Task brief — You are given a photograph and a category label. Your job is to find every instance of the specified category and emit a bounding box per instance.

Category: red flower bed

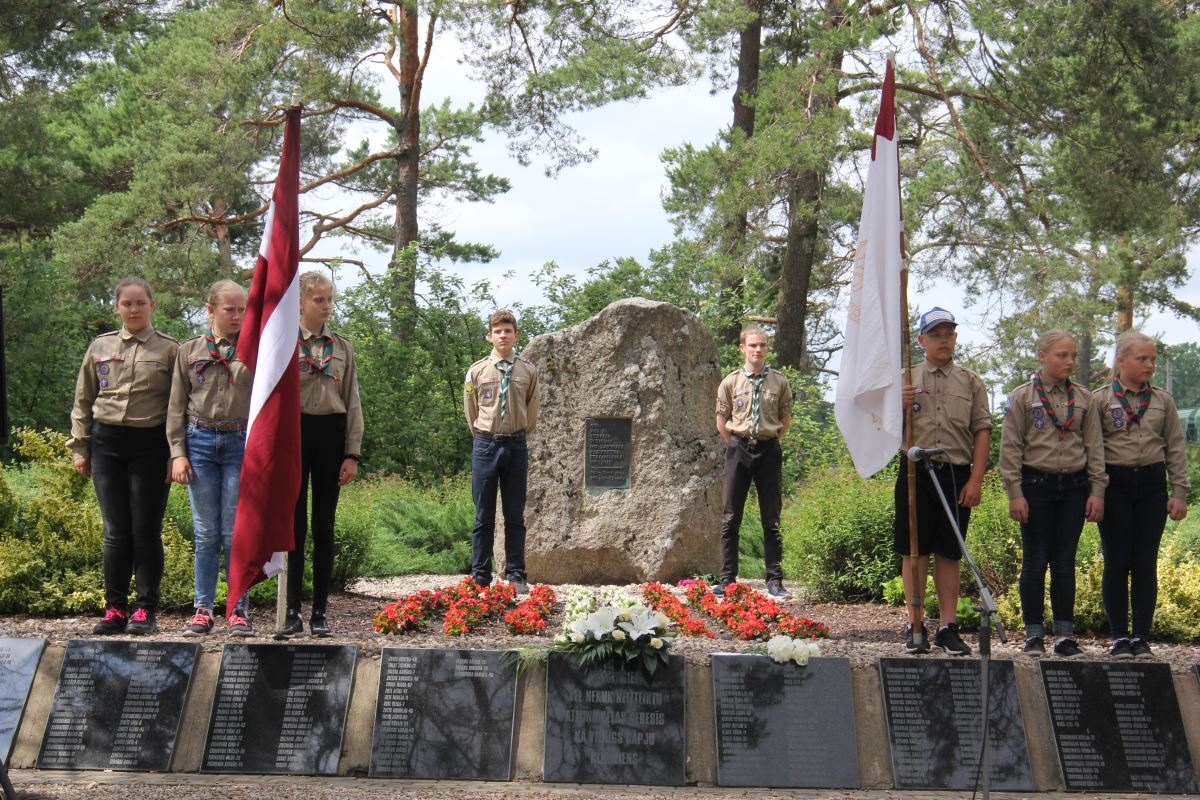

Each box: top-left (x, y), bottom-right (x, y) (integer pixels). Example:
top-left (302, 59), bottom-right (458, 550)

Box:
top-left (682, 580), bottom-right (830, 641)
top-left (504, 584), bottom-right (557, 635)
top-left (373, 577), bottom-right (528, 637)
top-left (641, 581), bottom-right (715, 638)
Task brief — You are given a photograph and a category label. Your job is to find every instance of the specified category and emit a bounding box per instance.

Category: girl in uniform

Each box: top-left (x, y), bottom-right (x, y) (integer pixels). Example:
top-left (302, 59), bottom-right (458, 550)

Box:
top-left (278, 271), bottom-right (363, 638)
top-left (168, 280), bottom-right (255, 636)
top-left (68, 277), bottom-right (178, 635)
top-left (1000, 330), bottom-right (1107, 657)
top-left (1095, 331), bottom-right (1189, 659)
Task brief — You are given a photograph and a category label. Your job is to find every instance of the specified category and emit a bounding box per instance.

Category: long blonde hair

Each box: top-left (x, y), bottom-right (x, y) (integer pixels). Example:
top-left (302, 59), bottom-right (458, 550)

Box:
top-left (1035, 329), bottom-right (1074, 355)
top-left (1112, 330), bottom-right (1155, 381)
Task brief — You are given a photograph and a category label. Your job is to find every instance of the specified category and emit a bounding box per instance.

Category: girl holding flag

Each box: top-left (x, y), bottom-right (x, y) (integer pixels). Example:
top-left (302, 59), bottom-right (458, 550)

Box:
top-left (277, 271), bottom-right (363, 638)
top-left (1000, 329), bottom-right (1107, 657)
top-left (169, 279), bottom-right (255, 636)
top-left (1095, 331), bottom-right (1189, 659)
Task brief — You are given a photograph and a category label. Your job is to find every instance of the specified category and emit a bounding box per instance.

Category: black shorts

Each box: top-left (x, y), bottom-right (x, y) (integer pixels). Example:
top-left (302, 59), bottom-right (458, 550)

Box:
top-left (892, 461), bottom-right (971, 560)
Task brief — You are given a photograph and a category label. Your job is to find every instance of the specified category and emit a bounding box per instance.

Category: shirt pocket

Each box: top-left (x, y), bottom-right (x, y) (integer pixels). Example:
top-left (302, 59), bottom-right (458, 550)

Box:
top-left (93, 355), bottom-right (124, 393)
top-left (135, 352), bottom-right (173, 393)
top-left (475, 375), bottom-right (501, 408)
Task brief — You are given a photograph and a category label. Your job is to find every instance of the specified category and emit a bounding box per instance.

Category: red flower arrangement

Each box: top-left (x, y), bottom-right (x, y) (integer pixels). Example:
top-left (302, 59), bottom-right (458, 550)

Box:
top-left (373, 577), bottom-right (522, 637)
top-left (504, 584), bottom-right (558, 635)
top-left (682, 580), bottom-right (829, 641)
top-left (641, 582), bottom-right (715, 638)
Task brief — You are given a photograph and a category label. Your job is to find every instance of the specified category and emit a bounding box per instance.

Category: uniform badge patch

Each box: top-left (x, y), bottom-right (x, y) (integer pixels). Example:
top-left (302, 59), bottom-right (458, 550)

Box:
top-left (97, 363), bottom-right (109, 376)
top-left (483, 390), bottom-right (493, 400)
top-left (99, 378), bottom-right (109, 389)
top-left (196, 372), bottom-right (205, 385)
top-left (1110, 405), bottom-right (1126, 429)
top-left (911, 402), bottom-right (921, 413)
top-left (300, 361), bottom-right (311, 373)
top-left (1032, 406), bottom-right (1045, 429)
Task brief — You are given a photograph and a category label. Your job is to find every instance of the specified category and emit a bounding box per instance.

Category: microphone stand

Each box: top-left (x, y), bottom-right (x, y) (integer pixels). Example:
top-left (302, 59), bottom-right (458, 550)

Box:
top-left (914, 452), bottom-right (1007, 800)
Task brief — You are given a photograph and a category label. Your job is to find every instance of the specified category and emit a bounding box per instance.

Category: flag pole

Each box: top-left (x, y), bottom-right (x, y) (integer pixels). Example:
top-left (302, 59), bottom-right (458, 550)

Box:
top-left (888, 54), bottom-right (924, 648)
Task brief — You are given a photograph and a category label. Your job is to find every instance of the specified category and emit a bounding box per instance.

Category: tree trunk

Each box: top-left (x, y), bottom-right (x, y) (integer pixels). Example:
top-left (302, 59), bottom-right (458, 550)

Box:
top-left (391, 1), bottom-right (421, 325)
top-left (717, 0), bottom-right (762, 346)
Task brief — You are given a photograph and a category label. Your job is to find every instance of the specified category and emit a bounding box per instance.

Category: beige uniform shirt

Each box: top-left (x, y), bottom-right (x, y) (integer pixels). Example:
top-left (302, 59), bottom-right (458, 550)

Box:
top-left (906, 359), bottom-right (993, 466)
top-left (297, 324), bottom-right (364, 457)
top-left (715, 368), bottom-right (793, 440)
top-left (1000, 379), bottom-right (1108, 499)
top-left (165, 334), bottom-right (253, 459)
top-left (464, 352), bottom-right (539, 436)
top-left (67, 326), bottom-right (179, 459)
top-left (1095, 383), bottom-right (1190, 500)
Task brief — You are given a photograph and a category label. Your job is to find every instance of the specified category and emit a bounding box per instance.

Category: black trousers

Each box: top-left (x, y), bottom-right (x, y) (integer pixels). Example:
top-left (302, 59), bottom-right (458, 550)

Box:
top-left (719, 437), bottom-right (783, 582)
top-left (288, 413), bottom-right (346, 612)
top-left (1098, 462), bottom-right (1168, 639)
top-left (90, 422), bottom-right (170, 613)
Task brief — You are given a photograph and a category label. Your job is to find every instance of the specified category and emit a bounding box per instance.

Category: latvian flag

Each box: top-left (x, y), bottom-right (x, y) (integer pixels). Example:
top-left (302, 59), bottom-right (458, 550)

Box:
top-left (226, 106), bottom-right (302, 614)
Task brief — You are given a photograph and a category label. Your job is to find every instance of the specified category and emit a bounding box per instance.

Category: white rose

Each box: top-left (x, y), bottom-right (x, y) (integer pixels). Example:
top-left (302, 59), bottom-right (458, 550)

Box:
top-left (571, 632), bottom-right (586, 644)
top-left (766, 634), bottom-right (795, 664)
top-left (612, 629), bottom-right (627, 641)
top-left (650, 637), bottom-right (664, 650)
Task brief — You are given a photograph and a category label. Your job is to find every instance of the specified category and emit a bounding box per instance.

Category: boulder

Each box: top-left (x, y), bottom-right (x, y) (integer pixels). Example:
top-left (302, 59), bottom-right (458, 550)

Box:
top-left (513, 298), bottom-right (723, 584)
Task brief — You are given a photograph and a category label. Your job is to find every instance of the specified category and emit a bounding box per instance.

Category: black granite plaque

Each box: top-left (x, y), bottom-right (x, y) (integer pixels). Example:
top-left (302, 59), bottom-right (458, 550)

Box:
top-left (543, 652), bottom-right (685, 785)
top-left (203, 643), bottom-right (357, 775)
top-left (879, 657), bottom-right (1032, 790)
top-left (584, 417), bottom-right (632, 490)
top-left (0, 638), bottom-right (44, 763)
top-left (712, 654), bottom-right (859, 788)
top-left (1043, 661), bottom-right (1197, 793)
top-left (36, 640), bottom-right (198, 771)
top-left (370, 648), bottom-right (517, 779)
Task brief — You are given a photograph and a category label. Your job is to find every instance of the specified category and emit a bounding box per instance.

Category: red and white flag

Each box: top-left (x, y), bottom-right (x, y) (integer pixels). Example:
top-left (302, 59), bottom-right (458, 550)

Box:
top-left (227, 107), bottom-right (302, 613)
top-left (835, 61), bottom-right (904, 478)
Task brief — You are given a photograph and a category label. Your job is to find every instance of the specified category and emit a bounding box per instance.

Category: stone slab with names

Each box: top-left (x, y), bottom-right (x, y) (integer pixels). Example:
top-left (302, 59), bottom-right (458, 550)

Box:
top-left (1043, 661), bottom-right (1197, 793)
top-left (36, 640), bottom-right (198, 771)
top-left (0, 638), bottom-right (44, 763)
top-left (543, 652), bottom-right (686, 785)
top-left (370, 648), bottom-right (517, 780)
top-left (202, 643), bottom-right (357, 775)
top-left (712, 654), bottom-right (859, 788)
top-left (878, 657), bottom-right (1032, 790)
top-left (584, 417), bottom-right (632, 490)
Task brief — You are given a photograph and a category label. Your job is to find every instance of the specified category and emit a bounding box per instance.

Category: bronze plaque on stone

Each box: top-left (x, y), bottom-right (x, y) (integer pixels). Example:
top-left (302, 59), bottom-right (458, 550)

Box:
top-left (584, 417), bottom-right (632, 490)
top-left (1044, 661), bottom-right (1197, 793)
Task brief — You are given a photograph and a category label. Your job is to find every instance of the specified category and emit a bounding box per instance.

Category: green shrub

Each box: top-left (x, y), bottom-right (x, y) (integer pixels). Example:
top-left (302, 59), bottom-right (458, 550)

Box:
top-left (353, 475), bottom-right (474, 576)
top-left (782, 468), bottom-right (898, 601)
top-left (963, 473), bottom-right (1022, 595)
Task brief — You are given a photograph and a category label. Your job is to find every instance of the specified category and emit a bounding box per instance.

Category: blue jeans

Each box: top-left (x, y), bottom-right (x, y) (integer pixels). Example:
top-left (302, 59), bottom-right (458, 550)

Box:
top-left (1018, 468), bottom-right (1089, 638)
top-left (186, 423), bottom-right (247, 613)
top-left (471, 434), bottom-right (528, 584)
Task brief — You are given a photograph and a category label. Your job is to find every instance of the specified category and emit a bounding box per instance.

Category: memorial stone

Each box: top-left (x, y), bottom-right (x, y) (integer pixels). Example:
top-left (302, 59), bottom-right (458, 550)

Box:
top-left (37, 640), bottom-right (198, 771)
top-left (203, 643), bottom-right (357, 775)
top-left (1043, 661), bottom-right (1197, 793)
top-left (520, 298), bottom-right (722, 583)
top-left (712, 654), bottom-right (859, 788)
top-left (543, 652), bottom-right (686, 785)
top-left (371, 648), bottom-right (517, 780)
top-left (879, 658), bottom-right (1032, 790)
top-left (0, 638), bottom-right (44, 763)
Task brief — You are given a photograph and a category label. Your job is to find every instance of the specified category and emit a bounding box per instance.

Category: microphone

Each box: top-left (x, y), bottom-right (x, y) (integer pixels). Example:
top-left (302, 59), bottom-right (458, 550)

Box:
top-left (906, 446), bottom-right (945, 461)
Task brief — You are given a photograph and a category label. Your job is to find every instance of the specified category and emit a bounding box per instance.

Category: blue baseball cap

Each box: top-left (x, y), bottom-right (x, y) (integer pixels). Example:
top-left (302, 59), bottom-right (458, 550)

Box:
top-left (918, 307), bottom-right (957, 334)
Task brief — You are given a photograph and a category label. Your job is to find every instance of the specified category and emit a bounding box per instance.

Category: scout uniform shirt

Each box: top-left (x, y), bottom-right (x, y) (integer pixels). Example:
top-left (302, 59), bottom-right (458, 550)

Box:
top-left (67, 325), bottom-right (179, 460)
top-left (165, 332), bottom-right (253, 459)
top-left (999, 378), bottom-right (1108, 499)
top-left (464, 352), bottom-right (539, 436)
top-left (1095, 382), bottom-right (1190, 500)
top-left (906, 359), bottom-right (992, 465)
top-left (297, 323), bottom-right (365, 458)
top-left (715, 368), bottom-right (792, 440)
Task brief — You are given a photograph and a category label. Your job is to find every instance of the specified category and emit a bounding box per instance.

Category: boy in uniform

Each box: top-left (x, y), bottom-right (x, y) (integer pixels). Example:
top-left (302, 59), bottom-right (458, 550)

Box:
top-left (715, 325), bottom-right (793, 598)
top-left (464, 310), bottom-right (539, 594)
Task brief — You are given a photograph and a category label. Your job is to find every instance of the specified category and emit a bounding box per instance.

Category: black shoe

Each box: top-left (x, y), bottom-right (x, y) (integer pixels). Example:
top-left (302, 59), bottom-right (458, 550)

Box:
top-left (1110, 638), bottom-right (1133, 659)
top-left (276, 608), bottom-right (303, 639)
top-left (934, 623), bottom-right (972, 656)
top-left (905, 623), bottom-right (931, 654)
top-left (1023, 636), bottom-right (1046, 655)
top-left (712, 577), bottom-right (734, 597)
top-left (472, 575), bottom-right (491, 589)
top-left (310, 611), bottom-right (331, 637)
top-left (506, 576), bottom-right (529, 595)
top-left (1130, 637), bottom-right (1153, 659)
top-left (93, 607), bottom-right (128, 635)
top-left (1053, 637), bottom-right (1083, 658)
top-left (126, 608), bottom-right (157, 635)
top-left (765, 580), bottom-right (791, 599)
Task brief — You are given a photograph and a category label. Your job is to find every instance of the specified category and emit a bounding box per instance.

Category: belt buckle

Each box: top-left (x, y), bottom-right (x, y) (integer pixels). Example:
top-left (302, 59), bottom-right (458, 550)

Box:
top-left (745, 436), bottom-right (758, 446)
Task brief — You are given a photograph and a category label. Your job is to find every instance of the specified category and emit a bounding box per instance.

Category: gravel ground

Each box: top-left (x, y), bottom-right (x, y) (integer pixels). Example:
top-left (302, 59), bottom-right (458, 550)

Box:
top-left (2, 573), bottom-right (1198, 673)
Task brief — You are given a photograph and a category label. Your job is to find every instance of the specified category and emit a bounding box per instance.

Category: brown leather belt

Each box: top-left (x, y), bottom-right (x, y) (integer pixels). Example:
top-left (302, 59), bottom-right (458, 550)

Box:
top-left (189, 415), bottom-right (247, 431)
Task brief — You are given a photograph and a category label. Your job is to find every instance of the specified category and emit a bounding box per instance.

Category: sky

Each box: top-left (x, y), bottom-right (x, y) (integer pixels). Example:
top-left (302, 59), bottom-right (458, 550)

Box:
top-left (313, 37), bottom-right (1200, 380)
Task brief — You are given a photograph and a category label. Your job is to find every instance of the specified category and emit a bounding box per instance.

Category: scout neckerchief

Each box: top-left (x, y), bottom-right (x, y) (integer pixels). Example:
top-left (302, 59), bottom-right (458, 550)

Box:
top-left (298, 329), bottom-right (339, 380)
top-left (1111, 378), bottom-right (1150, 425)
top-left (745, 368), bottom-right (766, 437)
top-left (1032, 372), bottom-right (1075, 438)
top-left (496, 359), bottom-right (513, 421)
top-left (196, 328), bottom-right (236, 383)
